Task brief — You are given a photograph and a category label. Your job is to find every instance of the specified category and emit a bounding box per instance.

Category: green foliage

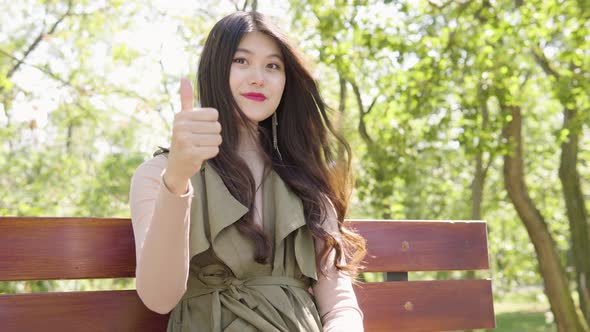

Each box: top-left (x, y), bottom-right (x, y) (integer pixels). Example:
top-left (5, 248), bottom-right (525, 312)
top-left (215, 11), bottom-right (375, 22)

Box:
top-left (0, 2), bottom-right (589, 322)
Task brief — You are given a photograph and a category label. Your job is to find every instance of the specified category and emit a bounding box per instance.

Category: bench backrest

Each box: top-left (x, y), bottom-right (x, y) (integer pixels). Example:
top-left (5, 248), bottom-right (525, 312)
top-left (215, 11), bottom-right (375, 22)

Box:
top-left (0, 217), bottom-right (495, 331)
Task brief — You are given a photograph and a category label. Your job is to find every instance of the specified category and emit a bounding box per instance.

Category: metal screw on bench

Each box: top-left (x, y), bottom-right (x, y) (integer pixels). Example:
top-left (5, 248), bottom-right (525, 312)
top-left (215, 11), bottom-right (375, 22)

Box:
top-left (404, 301), bottom-right (414, 311)
top-left (401, 241), bottom-right (410, 251)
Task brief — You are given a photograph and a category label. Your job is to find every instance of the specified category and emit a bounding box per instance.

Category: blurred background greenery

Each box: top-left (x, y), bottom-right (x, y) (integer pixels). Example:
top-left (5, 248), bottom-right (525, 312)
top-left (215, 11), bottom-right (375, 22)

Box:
top-left (1, 0), bottom-right (588, 331)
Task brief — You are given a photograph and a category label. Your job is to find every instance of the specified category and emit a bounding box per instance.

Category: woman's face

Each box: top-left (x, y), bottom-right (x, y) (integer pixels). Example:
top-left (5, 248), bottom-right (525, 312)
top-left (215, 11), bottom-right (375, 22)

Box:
top-left (229, 32), bottom-right (286, 124)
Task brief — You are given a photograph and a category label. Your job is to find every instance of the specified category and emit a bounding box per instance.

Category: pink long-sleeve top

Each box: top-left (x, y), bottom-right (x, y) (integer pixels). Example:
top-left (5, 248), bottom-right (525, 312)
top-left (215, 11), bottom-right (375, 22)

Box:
top-left (129, 154), bottom-right (364, 331)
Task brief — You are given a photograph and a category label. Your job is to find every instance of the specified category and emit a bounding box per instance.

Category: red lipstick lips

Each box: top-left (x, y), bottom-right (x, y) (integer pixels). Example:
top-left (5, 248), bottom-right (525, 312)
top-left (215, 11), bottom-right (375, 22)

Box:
top-left (241, 92), bottom-right (267, 102)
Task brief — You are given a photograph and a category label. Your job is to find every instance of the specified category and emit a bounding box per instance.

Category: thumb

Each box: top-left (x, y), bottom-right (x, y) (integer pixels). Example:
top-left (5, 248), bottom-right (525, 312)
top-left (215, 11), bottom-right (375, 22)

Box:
top-left (179, 77), bottom-right (194, 112)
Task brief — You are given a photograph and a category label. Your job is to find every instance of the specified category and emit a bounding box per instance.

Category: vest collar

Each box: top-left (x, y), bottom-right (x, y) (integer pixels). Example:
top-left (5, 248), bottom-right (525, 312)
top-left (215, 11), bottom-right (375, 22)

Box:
top-left (201, 161), bottom-right (307, 252)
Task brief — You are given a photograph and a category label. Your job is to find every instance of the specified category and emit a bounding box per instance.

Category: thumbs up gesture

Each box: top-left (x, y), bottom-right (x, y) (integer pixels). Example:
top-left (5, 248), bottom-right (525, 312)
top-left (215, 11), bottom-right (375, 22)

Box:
top-left (164, 78), bottom-right (222, 194)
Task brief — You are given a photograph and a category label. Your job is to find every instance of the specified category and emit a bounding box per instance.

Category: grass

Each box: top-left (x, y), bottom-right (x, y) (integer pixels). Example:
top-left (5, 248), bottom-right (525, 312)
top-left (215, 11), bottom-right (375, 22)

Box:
top-left (481, 287), bottom-right (556, 332)
top-left (494, 311), bottom-right (555, 332)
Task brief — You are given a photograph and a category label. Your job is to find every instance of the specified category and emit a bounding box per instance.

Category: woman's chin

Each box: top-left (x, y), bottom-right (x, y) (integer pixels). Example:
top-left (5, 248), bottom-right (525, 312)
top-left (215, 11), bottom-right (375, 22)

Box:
top-left (243, 111), bottom-right (274, 123)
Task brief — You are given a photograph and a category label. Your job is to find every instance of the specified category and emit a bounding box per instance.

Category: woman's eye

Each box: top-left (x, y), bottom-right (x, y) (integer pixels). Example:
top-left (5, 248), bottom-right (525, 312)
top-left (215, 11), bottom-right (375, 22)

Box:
top-left (268, 63), bottom-right (281, 70)
top-left (233, 58), bottom-right (247, 64)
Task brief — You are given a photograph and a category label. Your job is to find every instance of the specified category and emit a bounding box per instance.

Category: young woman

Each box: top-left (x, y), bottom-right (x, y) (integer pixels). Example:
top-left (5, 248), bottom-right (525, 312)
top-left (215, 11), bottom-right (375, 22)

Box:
top-left (130, 11), bottom-right (366, 331)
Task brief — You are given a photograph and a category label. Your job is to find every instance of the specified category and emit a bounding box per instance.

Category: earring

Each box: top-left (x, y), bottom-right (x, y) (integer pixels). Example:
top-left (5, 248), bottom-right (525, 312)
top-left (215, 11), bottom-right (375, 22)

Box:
top-left (272, 112), bottom-right (283, 161)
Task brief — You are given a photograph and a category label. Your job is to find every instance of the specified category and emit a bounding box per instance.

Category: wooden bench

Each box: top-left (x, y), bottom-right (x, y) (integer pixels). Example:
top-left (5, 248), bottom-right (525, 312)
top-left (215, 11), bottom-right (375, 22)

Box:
top-left (0, 217), bottom-right (495, 331)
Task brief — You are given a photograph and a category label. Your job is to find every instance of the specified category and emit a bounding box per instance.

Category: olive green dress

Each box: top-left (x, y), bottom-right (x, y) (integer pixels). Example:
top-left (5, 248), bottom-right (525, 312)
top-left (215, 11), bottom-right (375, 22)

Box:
top-left (166, 161), bottom-right (323, 332)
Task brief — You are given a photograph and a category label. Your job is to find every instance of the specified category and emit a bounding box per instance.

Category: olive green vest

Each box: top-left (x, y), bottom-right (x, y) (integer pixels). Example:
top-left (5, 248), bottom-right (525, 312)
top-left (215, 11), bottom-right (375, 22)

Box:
top-left (165, 160), bottom-right (322, 332)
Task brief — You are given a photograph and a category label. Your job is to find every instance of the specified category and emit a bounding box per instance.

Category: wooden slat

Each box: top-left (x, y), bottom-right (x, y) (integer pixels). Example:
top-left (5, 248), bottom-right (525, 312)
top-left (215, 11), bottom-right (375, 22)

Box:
top-left (0, 280), bottom-right (495, 332)
top-left (0, 290), bottom-right (169, 332)
top-left (354, 279), bottom-right (495, 331)
top-left (0, 217), bottom-right (491, 280)
top-left (349, 220), bottom-right (490, 272)
top-left (0, 217), bottom-right (136, 281)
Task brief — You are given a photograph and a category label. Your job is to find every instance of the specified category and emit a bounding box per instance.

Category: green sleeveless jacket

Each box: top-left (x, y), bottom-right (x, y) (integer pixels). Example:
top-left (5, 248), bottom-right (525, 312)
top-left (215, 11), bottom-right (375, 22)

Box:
top-left (165, 161), bottom-right (322, 332)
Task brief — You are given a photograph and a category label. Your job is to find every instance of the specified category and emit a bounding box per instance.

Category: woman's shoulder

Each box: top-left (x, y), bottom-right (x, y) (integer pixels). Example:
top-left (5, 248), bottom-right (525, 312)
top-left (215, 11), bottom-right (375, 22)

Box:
top-left (132, 154), bottom-right (169, 182)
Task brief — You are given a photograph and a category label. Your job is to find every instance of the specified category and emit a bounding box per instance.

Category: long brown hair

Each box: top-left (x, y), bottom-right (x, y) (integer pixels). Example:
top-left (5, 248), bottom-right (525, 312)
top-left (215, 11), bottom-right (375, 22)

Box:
top-left (197, 11), bottom-right (365, 277)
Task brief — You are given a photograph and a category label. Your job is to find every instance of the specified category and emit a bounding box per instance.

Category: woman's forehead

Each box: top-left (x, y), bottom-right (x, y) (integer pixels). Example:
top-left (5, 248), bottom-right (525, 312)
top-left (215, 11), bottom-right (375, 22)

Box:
top-left (236, 32), bottom-right (283, 59)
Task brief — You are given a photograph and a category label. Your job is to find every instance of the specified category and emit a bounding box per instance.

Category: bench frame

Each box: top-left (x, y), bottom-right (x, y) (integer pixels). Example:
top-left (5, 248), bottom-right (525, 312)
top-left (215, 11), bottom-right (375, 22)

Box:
top-left (0, 217), bottom-right (495, 331)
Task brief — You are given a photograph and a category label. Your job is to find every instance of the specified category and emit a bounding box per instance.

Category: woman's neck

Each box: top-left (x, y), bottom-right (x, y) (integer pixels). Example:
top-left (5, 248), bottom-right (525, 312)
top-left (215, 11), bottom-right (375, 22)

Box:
top-left (237, 124), bottom-right (262, 154)
top-left (236, 125), bottom-right (268, 181)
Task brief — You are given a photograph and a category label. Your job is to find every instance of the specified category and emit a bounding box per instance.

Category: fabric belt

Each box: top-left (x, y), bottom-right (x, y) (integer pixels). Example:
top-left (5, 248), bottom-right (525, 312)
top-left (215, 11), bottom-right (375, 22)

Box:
top-left (179, 264), bottom-right (308, 332)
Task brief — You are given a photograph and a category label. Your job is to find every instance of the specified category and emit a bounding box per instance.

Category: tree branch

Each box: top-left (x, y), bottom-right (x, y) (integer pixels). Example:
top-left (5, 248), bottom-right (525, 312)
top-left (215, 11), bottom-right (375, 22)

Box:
top-left (428, 0), bottom-right (476, 11)
top-left (0, 49), bottom-right (87, 94)
top-left (532, 47), bottom-right (560, 80)
top-left (1, 47), bottom-right (160, 123)
top-left (6, 0), bottom-right (73, 79)
top-left (366, 96), bottom-right (378, 114)
top-left (338, 74), bottom-right (346, 116)
top-left (157, 54), bottom-right (174, 132)
top-left (442, 1), bottom-right (471, 55)
top-left (350, 81), bottom-right (374, 145)
top-left (427, 0), bottom-right (454, 10)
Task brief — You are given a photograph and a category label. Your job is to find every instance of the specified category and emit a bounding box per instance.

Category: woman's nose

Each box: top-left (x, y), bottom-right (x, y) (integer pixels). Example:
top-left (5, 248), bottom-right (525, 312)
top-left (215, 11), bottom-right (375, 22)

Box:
top-left (248, 67), bottom-right (265, 86)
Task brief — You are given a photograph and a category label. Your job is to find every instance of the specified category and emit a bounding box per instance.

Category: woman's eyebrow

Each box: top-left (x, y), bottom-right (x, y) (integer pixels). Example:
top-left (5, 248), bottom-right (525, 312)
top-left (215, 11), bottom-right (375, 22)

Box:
top-left (235, 48), bottom-right (283, 61)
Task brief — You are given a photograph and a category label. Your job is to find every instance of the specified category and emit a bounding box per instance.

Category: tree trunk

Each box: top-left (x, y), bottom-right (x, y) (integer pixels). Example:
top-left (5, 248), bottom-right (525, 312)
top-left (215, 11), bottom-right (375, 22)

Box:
top-left (470, 85), bottom-right (490, 222)
top-left (559, 107), bottom-right (590, 327)
top-left (471, 148), bottom-right (485, 220)
top-left (465, 86), bottom-right (492, 332)
top-left (501, 103), bottom-right (587, 332)
top-left (463, 146), bottom-right (484, 332)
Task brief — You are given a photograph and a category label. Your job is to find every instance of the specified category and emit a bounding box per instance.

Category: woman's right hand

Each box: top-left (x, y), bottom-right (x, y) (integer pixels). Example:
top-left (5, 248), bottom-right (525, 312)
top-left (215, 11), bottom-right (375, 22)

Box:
top-left (164, 78), bottom-right (222, 194)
